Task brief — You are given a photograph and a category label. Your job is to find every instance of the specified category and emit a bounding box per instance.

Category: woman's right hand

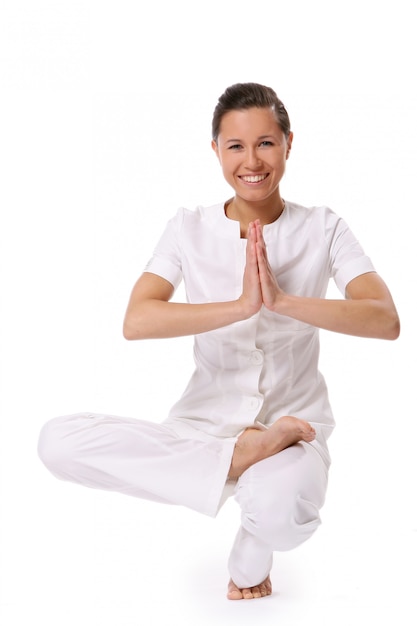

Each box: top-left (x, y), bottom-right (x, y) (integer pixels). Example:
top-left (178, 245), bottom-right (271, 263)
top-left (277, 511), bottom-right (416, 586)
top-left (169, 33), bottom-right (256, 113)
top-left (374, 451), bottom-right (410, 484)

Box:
top-left (237, 221), bottom-right (263, 318)
top-left (123, 222), bottom-right (264, 341)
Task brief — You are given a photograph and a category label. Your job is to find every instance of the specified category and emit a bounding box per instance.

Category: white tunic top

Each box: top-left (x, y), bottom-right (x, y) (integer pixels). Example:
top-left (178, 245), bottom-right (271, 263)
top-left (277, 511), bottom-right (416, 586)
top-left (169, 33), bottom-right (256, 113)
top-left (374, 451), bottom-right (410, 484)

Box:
top-left (144, 201), bottom-right (375, 445)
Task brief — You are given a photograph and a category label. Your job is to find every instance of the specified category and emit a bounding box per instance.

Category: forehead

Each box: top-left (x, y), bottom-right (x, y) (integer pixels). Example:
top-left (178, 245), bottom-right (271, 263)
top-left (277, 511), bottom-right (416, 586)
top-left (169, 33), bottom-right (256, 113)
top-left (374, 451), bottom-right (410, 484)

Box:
top-left (218, 106), bottom-right (281, 139)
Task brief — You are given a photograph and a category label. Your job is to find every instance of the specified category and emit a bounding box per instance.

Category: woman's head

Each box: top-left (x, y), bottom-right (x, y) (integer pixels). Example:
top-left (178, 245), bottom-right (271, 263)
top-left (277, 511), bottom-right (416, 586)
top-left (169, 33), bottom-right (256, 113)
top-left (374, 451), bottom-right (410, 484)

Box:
top-left (212, 82), bottom-right (291, 143)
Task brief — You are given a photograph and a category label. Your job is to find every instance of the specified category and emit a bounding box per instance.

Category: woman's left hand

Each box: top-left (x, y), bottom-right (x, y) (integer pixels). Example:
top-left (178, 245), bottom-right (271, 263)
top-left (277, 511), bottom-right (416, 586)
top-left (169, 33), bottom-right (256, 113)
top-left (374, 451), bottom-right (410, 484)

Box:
top-left (253, 220), bottom-right (285, 311)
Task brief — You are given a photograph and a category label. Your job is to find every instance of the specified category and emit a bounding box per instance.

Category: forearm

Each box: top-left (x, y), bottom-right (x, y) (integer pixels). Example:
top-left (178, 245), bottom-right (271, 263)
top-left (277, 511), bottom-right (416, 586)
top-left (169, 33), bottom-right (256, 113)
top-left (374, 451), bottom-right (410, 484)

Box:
top-left (274, 294), bottom-right (400, 340)
top-left (255, 224), bottom-right (400, 341)
top-left (123, 298), bottom-right (249, 340)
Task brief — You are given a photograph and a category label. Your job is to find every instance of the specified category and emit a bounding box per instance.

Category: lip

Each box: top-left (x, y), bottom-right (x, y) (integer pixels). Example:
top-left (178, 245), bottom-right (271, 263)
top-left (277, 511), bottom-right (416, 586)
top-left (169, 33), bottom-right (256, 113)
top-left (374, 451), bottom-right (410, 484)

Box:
top-left (238, 173), bottom-right (270, 185)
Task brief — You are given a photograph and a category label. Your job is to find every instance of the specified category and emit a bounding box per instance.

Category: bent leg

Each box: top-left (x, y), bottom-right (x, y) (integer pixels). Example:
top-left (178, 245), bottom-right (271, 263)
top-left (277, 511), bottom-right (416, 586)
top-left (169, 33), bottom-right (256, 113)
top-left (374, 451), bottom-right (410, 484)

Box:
top-left (228, 441), bottom-right (329, 589)
top-left (38, 413), bottom-right (235, 517)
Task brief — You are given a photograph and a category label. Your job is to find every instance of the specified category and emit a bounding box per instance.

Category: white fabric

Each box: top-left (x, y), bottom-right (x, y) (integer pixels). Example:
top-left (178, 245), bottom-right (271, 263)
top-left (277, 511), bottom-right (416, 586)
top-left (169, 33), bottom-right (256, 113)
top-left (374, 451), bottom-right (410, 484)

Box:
top-left (38, 200), bottom-right (375, 587)
top-left (146, 201), bottom-right (374, 450)
top-left (229, 440), bottom-right (329, 588)
top-left (38, 413), bottom-right (236, 516)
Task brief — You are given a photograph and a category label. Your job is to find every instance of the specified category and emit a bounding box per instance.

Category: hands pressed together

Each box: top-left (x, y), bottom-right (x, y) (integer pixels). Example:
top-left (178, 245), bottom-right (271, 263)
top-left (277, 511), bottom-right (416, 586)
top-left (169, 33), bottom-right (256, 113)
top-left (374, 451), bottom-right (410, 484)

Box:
top-left (124, 217), bottom-right (399, 341)
top-left (240, 220), bottom-right (285, 317)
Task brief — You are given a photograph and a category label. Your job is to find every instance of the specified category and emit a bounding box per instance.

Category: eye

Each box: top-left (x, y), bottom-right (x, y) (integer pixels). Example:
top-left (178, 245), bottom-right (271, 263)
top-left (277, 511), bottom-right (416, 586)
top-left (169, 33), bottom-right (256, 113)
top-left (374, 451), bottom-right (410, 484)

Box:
top-left (228, 144), bottom-right (243, 151)
top-left (259, 140), bottom-right (273, 147)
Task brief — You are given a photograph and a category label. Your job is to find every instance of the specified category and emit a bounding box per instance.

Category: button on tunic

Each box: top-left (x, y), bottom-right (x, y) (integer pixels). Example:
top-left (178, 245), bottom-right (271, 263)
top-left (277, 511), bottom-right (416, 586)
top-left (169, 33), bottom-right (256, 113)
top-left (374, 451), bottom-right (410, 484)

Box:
top-left (144, 201), bottom-right (375, 445)
top-left (37, 200), bottom-right (377, 520)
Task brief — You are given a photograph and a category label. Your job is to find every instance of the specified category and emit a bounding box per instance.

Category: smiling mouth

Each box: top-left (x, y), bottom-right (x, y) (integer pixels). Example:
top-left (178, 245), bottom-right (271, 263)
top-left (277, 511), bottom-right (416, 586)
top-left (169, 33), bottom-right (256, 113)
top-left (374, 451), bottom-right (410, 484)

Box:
top-left (239, 173), bottom-right (269, 183)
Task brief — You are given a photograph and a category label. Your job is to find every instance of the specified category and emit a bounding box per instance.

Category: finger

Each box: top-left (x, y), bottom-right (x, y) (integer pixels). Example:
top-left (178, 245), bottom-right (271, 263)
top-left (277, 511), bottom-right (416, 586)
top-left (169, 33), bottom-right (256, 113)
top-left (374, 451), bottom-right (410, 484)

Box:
top-left (246, 223), bottom-right (259, 264)
top-left (256, 220), bottom-right (266, 248)
top-left (256, 240), bottom-right (269, 271)
top-left (248, 221), bottom-right (257, 242)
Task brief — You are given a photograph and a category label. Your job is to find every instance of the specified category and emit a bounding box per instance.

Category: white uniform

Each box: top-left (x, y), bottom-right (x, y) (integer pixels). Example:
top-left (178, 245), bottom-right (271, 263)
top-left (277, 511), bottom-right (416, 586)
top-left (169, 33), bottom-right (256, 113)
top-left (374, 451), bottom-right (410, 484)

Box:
top-left (38, 201), bottom-right (375, 588)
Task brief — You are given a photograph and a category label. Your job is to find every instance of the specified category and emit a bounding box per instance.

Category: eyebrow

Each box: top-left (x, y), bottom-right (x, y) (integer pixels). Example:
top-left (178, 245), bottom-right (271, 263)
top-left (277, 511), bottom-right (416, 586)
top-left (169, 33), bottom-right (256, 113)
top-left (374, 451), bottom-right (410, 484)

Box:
top-left (224, 134), bottom-right (276, 144)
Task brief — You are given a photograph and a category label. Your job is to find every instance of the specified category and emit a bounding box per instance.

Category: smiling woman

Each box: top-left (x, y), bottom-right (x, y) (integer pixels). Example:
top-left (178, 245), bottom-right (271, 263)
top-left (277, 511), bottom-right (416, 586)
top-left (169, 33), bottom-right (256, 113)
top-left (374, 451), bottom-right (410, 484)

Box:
top-left (37, 82), bottom-right (400, 602)
top-left (211, 106), bottom-right (292, 236)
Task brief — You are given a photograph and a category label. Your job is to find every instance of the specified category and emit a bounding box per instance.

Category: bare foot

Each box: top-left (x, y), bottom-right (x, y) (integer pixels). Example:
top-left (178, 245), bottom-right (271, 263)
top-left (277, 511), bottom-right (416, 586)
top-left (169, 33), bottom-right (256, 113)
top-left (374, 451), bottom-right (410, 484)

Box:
top-left (229, 415), bottom-right (315, 480)
top-left (227, 576), bottom-right (272, 600)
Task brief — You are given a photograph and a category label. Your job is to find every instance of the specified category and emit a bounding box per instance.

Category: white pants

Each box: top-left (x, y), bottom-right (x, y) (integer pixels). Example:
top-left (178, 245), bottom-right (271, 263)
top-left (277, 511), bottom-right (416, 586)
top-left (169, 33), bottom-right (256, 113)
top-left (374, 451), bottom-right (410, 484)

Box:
top-left (38, 413), bottom-right (329, 588)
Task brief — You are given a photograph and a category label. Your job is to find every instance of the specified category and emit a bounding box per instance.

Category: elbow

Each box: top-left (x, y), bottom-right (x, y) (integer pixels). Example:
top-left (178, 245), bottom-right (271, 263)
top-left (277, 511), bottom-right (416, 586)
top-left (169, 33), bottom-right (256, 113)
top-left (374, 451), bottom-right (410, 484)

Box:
top-left (123, 316), bottom-right (146, 341)
top-left (388, 318), bottom-right (401, 341)
top-left (123, 300), bottom-right (158, 340)
top-left (123, 324), bottom-right (136, 341)
top-left (382, 311), bottom-right (401, 341)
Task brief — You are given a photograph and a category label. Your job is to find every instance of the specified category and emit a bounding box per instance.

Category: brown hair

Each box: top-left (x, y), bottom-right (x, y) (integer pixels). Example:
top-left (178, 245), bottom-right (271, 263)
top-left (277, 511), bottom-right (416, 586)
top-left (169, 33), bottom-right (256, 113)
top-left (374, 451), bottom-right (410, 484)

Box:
top-left (212, 82), bottom-right (291, 142)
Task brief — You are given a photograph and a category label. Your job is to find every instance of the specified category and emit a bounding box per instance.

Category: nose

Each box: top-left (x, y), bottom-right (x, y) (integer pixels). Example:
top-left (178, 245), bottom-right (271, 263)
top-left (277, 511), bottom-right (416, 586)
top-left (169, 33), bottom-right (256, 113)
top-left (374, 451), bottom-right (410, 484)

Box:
top-left (244, 147), bottom-right (262, 170)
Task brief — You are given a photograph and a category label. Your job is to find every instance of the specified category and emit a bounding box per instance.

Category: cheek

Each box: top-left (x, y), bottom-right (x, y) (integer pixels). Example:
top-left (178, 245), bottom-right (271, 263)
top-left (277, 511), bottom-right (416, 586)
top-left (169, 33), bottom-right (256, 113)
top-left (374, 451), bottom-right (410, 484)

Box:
top-left (219, 156), bottom-right (235, 174)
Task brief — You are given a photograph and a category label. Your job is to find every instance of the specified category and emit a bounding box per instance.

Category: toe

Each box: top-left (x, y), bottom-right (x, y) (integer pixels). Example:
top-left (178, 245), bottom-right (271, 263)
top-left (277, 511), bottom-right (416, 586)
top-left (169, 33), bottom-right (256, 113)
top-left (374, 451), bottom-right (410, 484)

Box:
top-left (258, 583), bottom-right (268, 596)
top-left (227, 577), bottom-right (272, 600)
top-left (227, 579), bottom-right (243, 600)
top-left (260, 582), bottom-right (272, 596)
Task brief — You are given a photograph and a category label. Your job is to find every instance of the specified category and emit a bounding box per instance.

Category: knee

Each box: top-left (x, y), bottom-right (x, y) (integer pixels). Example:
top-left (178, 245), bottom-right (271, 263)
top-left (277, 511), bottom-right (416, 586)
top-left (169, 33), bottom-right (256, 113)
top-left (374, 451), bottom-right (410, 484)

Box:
top-left (242, 493), bottom-right (322, 551)
top-left (38, 415), bottom-right (79, 478)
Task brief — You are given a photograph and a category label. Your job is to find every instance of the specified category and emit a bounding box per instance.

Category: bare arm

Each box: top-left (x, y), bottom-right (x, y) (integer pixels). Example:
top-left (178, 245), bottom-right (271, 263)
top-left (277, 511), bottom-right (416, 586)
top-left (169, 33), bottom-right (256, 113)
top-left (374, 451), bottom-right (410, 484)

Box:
top-left (272, 273), bottom-right (400, 339)
top-left (124, 220), bottom-right (400, 342)
top-left (255, 220), bottom-right (400, 340)
top-left (123, 227), bottom-right (262, 340)
top-left (123, 273), bottom-right (243, 339)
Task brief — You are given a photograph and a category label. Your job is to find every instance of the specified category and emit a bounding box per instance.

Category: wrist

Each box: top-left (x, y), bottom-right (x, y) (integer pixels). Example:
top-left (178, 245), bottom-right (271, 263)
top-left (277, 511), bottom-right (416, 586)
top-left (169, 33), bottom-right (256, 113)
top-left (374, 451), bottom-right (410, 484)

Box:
top-left (268, 291), bottom-right (289, 315)
top-left (235, 296), bottom-right (260, 321)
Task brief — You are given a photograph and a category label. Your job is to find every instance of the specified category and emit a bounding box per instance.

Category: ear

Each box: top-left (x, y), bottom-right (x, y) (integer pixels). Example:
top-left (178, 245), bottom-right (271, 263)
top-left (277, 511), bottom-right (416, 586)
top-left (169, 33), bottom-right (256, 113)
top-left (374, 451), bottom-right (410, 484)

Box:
top-left (211, 139), bottom-right (219, 158)
top-left (286, 132), bottom-right (293, 160)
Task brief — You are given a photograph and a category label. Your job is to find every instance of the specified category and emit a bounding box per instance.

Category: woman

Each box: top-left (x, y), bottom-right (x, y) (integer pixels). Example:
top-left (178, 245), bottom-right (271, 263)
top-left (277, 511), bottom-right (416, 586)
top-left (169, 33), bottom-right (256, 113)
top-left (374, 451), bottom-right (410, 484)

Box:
top-left (38, 82), bottom-right (400, 600)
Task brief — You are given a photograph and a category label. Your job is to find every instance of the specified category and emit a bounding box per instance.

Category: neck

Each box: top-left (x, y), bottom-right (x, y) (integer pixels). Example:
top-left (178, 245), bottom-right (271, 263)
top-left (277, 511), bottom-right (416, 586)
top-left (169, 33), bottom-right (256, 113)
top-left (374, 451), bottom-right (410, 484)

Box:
top-left (225, 195), bottom-right (285, 237)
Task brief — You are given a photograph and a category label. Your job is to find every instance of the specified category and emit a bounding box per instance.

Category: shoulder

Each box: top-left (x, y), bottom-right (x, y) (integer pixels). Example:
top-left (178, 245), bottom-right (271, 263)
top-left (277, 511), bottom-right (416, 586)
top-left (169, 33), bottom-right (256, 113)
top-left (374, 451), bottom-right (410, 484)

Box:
top-left (179, 203), bottom-right (224, 221)
top-left (286, 201), bottom-right (340, 222)
top-left (168, 203), bottom-right (225, 234)
top-left (284, 201), bottom-right (343, 238)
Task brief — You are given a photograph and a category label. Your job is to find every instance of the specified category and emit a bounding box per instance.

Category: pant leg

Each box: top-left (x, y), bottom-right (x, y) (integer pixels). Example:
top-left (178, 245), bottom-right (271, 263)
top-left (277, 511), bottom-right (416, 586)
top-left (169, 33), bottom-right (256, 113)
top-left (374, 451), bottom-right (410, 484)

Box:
top-left (228, 441), bottom-right (329, 588)
top-left (38, 412), bottom-right (235, 517)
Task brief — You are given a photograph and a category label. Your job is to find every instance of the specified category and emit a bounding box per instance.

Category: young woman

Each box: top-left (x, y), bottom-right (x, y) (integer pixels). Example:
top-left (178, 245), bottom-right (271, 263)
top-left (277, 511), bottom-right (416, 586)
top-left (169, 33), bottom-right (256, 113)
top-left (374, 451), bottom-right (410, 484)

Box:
top-left (38, 83), bottom-right (400, 600)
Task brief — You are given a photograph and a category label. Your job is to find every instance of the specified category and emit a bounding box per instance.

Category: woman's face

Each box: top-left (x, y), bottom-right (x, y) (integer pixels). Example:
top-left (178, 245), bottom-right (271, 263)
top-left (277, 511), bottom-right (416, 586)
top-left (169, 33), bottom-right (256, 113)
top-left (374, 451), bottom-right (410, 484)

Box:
top-left (212, 106), bottom-right (292, 205)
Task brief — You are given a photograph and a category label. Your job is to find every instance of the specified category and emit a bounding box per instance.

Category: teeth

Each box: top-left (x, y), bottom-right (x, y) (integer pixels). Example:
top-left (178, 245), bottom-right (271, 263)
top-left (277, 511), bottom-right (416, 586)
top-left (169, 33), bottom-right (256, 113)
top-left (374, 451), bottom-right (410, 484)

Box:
top-left (241, 174), bottom-right (267, 183)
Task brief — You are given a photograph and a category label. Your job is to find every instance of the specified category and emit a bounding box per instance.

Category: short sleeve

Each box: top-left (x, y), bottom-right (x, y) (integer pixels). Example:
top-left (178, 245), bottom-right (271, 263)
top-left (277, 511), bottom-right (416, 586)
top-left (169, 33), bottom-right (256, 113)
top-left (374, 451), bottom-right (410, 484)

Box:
top-left (143, 209), bottom-right (184, 289)
top-left (327, 211), bottom-right (375, 295)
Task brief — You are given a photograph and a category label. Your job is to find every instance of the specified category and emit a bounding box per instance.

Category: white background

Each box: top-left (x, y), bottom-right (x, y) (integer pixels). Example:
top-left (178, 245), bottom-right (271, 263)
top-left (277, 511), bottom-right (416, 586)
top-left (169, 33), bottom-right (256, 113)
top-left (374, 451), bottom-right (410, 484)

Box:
top-left (0, 1), bottom-right (416, 625)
